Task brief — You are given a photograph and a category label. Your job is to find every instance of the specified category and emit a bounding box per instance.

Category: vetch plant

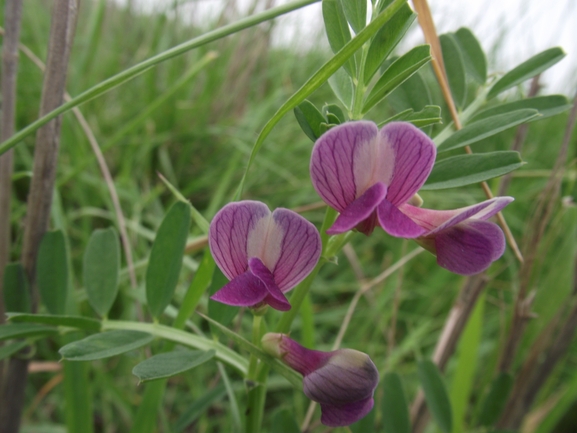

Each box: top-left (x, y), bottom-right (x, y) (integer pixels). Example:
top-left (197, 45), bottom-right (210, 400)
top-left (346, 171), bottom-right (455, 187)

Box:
top-left (208, 201), bottom-right (321, 311)
top-left (0, 0), bottom-right (574, 432)
top-left (262, 332), bottom-right (379, 427)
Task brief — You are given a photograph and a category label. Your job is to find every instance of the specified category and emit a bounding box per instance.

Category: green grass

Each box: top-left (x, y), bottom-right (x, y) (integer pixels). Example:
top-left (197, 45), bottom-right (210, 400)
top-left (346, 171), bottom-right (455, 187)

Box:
top-left (2, 0), bottom-right (577, 432)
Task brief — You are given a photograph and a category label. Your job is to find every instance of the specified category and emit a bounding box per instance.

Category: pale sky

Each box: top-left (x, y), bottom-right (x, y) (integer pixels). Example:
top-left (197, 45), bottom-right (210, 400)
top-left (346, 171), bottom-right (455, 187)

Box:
top-left (124, 0), bottom-right (577, 94)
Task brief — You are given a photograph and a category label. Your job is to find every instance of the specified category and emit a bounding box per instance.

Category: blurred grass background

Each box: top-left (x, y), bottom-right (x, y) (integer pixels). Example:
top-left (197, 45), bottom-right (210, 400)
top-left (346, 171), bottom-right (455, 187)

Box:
top-left (2, 0), bottom-right (577, 432)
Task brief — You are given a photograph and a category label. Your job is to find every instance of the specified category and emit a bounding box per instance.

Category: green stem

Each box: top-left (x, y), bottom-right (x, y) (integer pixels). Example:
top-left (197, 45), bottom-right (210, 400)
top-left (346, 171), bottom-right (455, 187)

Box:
top-left (351, 43), bottom-right (370, 120)
top-left (247, 314), bottom-right (263, 380)
top-left (0, 0), bottom-right (321, 156)
top-left (101, 320), bottom-right (248, 375)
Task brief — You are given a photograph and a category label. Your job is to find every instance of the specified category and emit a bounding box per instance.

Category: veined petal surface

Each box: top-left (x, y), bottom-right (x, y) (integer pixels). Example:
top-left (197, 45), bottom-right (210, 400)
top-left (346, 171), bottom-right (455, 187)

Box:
top-left (209, 201), bottom-right (270, 280)
top-left (435, 220), bottom-right (506, 275)
top-left (381, 122), bottom-right (436, 206)
top-left (269, 208), bottom-right (321, 292)
top-left (327, 182), bottom-right (387, 235)
top-left (248, 258), bottom-right (290, 311)
top-left (310, 121), bottom-right (380, 211)
top-left (399, 197), bottom-right (513, 235)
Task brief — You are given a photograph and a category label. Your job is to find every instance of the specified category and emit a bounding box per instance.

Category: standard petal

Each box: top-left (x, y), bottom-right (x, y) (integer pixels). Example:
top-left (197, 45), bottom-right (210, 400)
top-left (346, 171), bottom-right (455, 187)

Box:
top-left (248, 258), bottom-right (291, 311)
top-left (377, 198), bottom-right (427, 238)
top-left (269, 208), bottom-right (322, 292)
top-left (319, 397), bottom-right (374, 427)
top-left (209, 201), bottom-right (271, 280)
top-left (434, 220), bottom-right (506, 275)
top-left (310, 121), bottom-right (379, 212)
top-left (399, 197), bottom-right (514, 236)
top-left (381, 122), bottom-right (436, 206)
top-left (210, 270), bottom-right (268, 307)
top-left (327, 182), bottom-right (388, 235)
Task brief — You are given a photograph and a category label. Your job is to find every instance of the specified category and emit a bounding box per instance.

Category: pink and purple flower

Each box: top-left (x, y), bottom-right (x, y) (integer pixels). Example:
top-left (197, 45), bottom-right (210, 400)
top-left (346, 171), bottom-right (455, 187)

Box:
top-left (209, 201), bottom-right (321, 311)
top-left (262, 333), bottom-right (378, 427)
top-left (310, 121), bottom-right (513, 275)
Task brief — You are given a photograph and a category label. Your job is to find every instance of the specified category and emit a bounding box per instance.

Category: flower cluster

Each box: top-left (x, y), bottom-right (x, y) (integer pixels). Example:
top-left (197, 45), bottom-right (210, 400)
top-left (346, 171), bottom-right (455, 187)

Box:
top-left (207, 120), bottom-right (513, 426)
top-left (310, 121), bottom-right (512, 275)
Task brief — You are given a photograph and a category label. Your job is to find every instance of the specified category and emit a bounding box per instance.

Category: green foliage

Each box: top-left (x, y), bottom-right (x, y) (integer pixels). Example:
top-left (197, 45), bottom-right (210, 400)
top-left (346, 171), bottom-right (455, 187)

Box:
top-left (422, 151), bottom-right (524, 190)
top-left (37, 230), bottom-right (69, 315)
top-left (132, 349), bottom-right (216, 383)
top-left (440, 33), bottom-right (467, 108)
top-left (363, 2), bottom-right (415, 82)
top-left (59, 330), bottom-right (154, 361)
top-left (3, 263), bottom-right (30, 313)
top-left (418, 360), bottom-right (453, 433)
top-left (437, 109), bottom-right (541, 151)
top-left (487, 47), bottom-right (566, 99)
top-left (145, 201), bottom-right (191, 318)
top-left (322, 0), bottom-right (355, 76)
top-left (363, 45), bottom-right (432, 113)
top-left (381, 372), bottom-right (410, 433)
top-left (84, 227), bottom-right (120, 317)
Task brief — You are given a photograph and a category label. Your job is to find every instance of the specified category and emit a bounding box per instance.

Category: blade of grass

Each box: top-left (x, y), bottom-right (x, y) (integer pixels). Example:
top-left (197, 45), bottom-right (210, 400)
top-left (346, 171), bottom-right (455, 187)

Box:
top-left (0, 0), bottom-right (320, 157)
top-left (234, 0), bottom-right (409, 199)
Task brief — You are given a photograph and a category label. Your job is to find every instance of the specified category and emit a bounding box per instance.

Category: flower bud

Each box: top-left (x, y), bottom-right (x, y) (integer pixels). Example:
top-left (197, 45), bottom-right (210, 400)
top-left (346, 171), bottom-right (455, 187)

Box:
top-left (262, 333), bottom-right (378, 427)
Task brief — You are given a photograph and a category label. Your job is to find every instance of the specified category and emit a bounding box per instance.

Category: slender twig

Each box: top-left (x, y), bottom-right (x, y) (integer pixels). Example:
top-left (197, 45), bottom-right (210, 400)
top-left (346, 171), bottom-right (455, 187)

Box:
top-left (498, 91), bottom-right (577, 374)
top-left (0, 2), bottom-right (78, 432)
top-left (494, 93), bottom-right (577, 429)
top-left (411, 0), bottom-right (523, 264)
top-left (0, 0), bottom-right (23, 396)
top-left (0, 26), bottom-right (138, 289)
top-left (497, 75), bottom-right (541, 196)
top-left (300, 248), bottom-right (424, 432)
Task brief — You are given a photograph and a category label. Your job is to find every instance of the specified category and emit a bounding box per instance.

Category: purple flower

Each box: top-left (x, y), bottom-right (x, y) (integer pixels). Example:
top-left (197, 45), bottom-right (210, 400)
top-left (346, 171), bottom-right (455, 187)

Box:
top-left (310, 120), bottom-right (513, 275)
top-left (310, 121), bottom-right (436, 237)
top-left (262, 333), bottom-right (378, 427)
top-left (208, 201), bottom-right (321, 311)
top-left (398, 197), bottom-right (513, 275)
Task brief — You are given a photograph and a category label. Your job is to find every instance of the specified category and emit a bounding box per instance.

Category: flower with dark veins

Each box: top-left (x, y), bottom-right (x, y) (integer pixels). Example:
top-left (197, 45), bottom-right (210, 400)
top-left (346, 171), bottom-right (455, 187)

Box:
top-left (209, 201), bottom-right (321, 311)
top-left (399, 197), bottom-right (513, 275)
top-left (310, 120), bottom-right (436, 237)
top-left (310, 120), bottom-right (513, 275)
top-left (262, 333), bottom-right (378, 427)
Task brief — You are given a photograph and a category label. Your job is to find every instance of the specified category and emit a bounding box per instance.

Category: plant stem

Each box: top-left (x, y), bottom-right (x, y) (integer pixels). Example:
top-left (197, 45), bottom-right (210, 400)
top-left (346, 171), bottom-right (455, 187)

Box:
top-left (0, 0), bottom-right (23, 396)
top-left (101, 320), bottom-right (248, 375)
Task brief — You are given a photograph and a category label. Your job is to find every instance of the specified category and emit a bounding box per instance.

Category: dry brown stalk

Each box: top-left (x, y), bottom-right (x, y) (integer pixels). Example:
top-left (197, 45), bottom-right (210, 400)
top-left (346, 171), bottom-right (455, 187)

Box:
top-left (498, 92), bottom-right (577, 375)
top-left (0, 1), bottom-right (78, 431)
top-left (0, 29), bottom-right (139, 289)
top-left (0, 0), bottom-right (23, 397)
top-left (495, 93), bottom-right (577, 429)
top-left (498, 75), bottom-right (542, 196)
top-left (411, 0), bottom-right (523, 263)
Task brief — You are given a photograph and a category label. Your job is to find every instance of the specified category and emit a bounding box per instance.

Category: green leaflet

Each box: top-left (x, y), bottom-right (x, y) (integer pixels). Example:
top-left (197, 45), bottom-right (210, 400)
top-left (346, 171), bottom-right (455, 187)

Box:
top-left (132, 349), bottom-right (216, 383)
top-left (146, 201), bottom-right (191, 318)
top-left (37, 230), bottom-right (69, 316)
top-left (322, 0), bottom-right (355, 77)
top-left (59, 330), bottom-right (154, 361)
top-left (381, 372), bottom-right (410, 433)
top-left (84, 227), bottom-right (120, 317)
top-left (472, 95), bottom-right (571, 122)
top-left (487, 47), bottom-right (565, 99)
top-left (418, 360), bottom-right (453, 433)
top-left (436, 109), bottom-right (540, 152)
top-left (3, 263), bottom-right (31, 313)
top-left (454, 27), bottom-right (487, 84)
top-left (363, 45), bottom-right (431, 113)
top-left (422, 151), bottom-right (524, 190)
top-left (7, 313), bottom-right (101, 331)
top-left (440, 33), bottom-right (467, 108)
